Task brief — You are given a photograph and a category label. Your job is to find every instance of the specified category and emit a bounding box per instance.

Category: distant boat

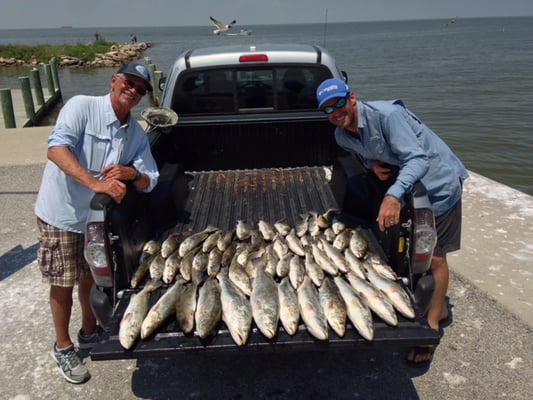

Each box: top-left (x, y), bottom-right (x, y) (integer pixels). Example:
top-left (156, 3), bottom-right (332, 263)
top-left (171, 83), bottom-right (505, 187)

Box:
top-left (60, 25), bottom-right (73, 29)
top-left (226, 29), bottom-right (252, 36)
top-left (209, 16), bottom-right (236, 35)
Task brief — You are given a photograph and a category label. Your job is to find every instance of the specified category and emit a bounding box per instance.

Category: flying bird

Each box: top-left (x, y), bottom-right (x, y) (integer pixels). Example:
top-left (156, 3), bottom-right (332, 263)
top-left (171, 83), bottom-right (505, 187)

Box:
top-left (210, 16), bottom-right (236, 35)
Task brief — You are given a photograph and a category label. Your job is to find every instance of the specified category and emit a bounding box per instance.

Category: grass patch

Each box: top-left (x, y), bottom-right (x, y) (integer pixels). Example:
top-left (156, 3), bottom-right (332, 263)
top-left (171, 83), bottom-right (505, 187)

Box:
top-left (0, 40), bottom-right (118, 64)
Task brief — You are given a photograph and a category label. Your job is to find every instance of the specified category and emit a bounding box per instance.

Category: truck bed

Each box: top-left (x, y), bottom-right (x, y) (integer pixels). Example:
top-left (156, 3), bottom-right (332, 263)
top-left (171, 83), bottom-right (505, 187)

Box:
top-left (90, 166), bottom-right (440, 360)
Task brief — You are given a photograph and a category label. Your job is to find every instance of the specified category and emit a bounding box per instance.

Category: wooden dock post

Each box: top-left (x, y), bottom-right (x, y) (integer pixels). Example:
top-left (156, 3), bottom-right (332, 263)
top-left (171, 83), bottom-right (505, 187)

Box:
top-left (31, 68), bottom-right (45, 106)
top-left (44, 63), bottom-right (56, 96)
top-left (0, 89), bottom-right (17, 129)
top-left (50, 58), bottom-right (61, 93)
top-left (19, 76), bottom-right (36, 125)
top-left (147, 63), bottom-right (156, 92)
top-left (154, 70), bottom-right (163, 105)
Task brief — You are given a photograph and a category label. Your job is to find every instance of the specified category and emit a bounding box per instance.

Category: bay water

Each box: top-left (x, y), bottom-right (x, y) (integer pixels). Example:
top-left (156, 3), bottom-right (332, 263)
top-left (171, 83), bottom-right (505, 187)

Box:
top-left (1, 17), bottom-right (532, 195)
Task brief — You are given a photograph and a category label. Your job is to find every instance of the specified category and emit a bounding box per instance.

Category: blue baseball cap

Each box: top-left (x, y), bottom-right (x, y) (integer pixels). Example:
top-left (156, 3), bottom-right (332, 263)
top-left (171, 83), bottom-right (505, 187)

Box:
top-left (117, 62), bottom-right (153, 92)
top-left (316, 78), bottom-right (350, 109)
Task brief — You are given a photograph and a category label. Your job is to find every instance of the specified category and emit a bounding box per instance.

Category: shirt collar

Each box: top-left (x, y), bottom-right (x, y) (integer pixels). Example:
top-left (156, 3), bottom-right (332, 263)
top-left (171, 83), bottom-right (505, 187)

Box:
top-left (103, 94), bottom-right (131, 129)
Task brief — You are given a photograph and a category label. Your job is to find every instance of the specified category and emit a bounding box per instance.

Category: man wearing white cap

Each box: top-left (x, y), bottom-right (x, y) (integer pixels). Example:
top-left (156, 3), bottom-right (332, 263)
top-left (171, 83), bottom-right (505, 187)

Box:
top-left (35, 62), bottom-right (159, 383)
top-left (316, 78), bottom-right (468, 367)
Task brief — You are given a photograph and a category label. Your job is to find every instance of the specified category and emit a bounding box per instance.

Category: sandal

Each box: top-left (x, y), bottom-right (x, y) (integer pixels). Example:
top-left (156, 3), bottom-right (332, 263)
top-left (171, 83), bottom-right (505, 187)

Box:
top-left (406, 345), bottom-right (437, 368)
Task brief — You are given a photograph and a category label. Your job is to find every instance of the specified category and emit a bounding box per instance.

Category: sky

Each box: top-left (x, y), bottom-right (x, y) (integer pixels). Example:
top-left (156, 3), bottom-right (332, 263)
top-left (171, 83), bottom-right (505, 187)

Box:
top-left (1, 0), bottom-right (532, 29)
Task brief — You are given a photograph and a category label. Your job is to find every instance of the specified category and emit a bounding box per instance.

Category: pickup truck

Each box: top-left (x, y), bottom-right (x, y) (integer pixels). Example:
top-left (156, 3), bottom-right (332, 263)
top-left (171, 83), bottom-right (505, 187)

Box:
top-left (84, 43), bottom-right (440, 361)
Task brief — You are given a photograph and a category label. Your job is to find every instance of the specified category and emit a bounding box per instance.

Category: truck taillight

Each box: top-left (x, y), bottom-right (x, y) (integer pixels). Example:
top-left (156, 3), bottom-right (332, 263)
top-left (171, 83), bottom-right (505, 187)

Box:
top-left (412, 207), bottom-right (436, 274)
top-left (84, 222), bottom-right (113, 287)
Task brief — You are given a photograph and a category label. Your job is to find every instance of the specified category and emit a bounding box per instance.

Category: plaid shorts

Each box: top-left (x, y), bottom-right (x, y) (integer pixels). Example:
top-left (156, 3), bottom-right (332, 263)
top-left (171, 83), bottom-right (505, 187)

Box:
top-left (36, 218), bottom-right (91, 287)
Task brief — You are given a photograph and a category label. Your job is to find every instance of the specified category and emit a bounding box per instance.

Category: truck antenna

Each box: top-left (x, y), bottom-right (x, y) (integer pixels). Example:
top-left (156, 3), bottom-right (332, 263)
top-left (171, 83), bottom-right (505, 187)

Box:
top-left (322, 8), bottom-right (328, 47)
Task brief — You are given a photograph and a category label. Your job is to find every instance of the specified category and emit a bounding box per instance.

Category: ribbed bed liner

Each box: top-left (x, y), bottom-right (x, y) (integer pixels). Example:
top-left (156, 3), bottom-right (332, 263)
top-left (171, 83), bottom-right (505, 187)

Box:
top-left (173, 166), bottom-right (340, 235)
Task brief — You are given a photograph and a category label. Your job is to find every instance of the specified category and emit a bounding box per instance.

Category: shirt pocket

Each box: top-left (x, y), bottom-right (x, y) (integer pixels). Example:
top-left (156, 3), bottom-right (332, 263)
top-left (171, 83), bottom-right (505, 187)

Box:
top-left (367, 135), bottom-right (386, 158)
top-left (37, 237), bottom-right (64, 277)
top-left (83, 129), bottom-right (111, 176)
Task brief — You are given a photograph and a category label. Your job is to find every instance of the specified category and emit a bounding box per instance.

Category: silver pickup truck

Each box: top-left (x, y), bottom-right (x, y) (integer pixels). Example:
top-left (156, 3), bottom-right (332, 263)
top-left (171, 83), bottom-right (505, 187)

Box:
top-left (84, 43), bottom-right (439, 361)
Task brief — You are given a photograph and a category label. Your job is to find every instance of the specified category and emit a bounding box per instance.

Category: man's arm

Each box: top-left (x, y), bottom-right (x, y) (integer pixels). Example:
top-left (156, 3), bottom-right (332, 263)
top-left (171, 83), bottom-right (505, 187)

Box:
top-left (48, 146), bottom-right (127, 203)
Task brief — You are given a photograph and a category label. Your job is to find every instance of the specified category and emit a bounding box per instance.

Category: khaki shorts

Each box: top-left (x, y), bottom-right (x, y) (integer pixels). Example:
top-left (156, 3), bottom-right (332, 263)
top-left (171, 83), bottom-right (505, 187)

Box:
top-left (433, 199), bottom-right (462, 257)
top-left (36, 218), bottom-right (91, 287)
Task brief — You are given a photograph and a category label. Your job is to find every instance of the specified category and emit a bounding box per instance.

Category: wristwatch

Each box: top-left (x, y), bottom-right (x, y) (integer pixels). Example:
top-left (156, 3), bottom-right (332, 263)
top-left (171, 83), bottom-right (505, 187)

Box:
top-left (133, 169), bottom-right (142, 182)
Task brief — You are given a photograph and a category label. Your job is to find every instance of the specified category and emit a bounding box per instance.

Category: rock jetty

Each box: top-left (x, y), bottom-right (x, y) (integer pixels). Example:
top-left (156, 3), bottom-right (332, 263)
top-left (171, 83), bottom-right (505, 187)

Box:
top-left (0, 42), bottom-right (151, 68)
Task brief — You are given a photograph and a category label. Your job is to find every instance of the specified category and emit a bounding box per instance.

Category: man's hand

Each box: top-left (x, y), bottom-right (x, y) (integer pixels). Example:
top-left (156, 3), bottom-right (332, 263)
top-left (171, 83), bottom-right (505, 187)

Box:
top-left (93, 177), bottom-right (127, 203)
top-left (99, 164), bottom-right (136, 182)
top-left (377, 195), bottom-right (401, 232)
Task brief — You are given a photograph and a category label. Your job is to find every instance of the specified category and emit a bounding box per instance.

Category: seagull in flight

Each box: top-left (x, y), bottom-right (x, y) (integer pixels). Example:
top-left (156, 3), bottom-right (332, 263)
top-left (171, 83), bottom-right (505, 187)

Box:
top-left (210, 16), bottom-right (237, 35)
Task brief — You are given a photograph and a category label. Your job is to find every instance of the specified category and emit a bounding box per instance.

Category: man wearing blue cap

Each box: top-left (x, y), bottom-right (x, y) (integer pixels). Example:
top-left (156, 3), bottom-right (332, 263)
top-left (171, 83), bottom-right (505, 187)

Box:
top-left (316, 78), bottom-right (468, 367)
top-left (35, 61), bottom-right (159, 383)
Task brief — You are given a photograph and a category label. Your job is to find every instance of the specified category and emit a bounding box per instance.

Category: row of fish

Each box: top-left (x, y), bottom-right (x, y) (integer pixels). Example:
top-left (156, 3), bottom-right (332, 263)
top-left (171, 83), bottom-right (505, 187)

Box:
top-left (119, 213), bottom-right (415, 349)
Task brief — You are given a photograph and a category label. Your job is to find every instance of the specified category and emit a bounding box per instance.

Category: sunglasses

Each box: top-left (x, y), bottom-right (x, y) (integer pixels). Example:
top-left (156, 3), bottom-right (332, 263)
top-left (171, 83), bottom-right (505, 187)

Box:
top-left (115, 74), bottom-right (147, 96)
top-left (322, 95), bottom-right (348, 115)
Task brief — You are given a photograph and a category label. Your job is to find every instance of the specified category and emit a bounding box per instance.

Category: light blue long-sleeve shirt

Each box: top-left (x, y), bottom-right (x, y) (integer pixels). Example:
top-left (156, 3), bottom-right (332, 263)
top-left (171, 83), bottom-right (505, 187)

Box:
top-left (35, 94), bottom-right (159, 233)
top-left (335, 100), bottom-right (468, 217)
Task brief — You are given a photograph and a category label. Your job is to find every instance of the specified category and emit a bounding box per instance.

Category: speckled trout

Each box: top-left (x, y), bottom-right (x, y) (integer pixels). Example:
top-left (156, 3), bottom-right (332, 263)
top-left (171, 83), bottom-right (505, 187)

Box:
top-left (278, 277), bottom-right (300, 335)
top-left (333, 276), bottom-right (374, 341)
top-left (194, 277), bottom-right (222, 338)
top-left (141, 279), bottom-right (184, 339)
top-left (319, 276), bottom-right (347, 337)
top-left (217, 268), bottom-right (253, 346)
top-left (297, 276), bottom-right (328, 340)
top-left (250, 260), bottom-right (280, 339)
top-left (119, 279), bottom-right (162, 349)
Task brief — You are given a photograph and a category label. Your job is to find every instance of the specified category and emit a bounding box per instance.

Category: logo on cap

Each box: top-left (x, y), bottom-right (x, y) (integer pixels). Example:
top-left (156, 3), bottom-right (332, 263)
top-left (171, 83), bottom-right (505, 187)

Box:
top-left (318, 84), bottom-right (341, 97)
top-left (135, 65), bottom-right (149, 79)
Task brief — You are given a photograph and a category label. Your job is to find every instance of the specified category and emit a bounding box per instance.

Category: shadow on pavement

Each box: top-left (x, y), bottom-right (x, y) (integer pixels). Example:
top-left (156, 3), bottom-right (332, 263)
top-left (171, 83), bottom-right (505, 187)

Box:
top-left (0, 243), bottom-right (39, 281)
top-left (131, 349), bottom-right (426, 400)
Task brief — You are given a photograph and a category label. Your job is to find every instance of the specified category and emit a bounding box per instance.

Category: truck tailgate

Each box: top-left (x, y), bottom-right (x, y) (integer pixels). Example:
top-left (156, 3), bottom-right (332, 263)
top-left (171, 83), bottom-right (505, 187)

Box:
top-left (91, 289), bottom-right (439, 361)
top-left (91, 166), bottom-right (440, 360)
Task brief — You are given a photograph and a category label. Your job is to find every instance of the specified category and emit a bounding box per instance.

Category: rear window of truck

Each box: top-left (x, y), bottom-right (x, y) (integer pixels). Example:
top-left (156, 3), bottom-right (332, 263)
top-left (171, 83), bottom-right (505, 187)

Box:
top-left (171, 66), bottom-right (332, 115)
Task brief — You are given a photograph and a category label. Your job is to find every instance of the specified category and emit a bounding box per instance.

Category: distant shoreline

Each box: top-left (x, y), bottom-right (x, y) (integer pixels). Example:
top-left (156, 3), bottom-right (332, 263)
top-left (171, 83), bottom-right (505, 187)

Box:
top-left (0, 42), bottom-right (151, 68)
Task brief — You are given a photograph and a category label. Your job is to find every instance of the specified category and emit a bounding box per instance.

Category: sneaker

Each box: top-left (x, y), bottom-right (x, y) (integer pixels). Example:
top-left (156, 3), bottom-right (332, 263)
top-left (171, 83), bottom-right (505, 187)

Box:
top-left (77, 326), bottom-right (105, 350)
top-left (51, 343), bottom-right (90, 384)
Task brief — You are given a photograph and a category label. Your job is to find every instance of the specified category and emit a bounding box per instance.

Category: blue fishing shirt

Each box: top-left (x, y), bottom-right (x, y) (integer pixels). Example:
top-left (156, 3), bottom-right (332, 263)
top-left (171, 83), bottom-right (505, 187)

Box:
top-left (335, 100), bottom-right (468, 216)
top-left (35, 94), bottom-right (159, 233)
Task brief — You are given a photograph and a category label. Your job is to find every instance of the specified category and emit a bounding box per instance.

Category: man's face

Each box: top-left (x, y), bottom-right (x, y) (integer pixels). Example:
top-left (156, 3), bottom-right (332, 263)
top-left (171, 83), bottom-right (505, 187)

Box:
top-left (322, 93), bottom-right (355, 130)
top-left (110, 73), bottom-right (147, 111)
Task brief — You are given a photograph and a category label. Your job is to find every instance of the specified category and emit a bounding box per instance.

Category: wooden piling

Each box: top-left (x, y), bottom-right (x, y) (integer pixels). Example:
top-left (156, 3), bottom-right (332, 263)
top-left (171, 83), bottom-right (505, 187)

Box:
top-left (0, 89), bottom-right (17, 129)
top-left (147, 63), bottom-right (156, 92)
top-left (44, 64), bottom-right (55, 96)
top-left (31, 68), bottom-right (45, 106)
top-left (19, 76), bottom-right (36, 124)
top-left (50, 58), bottom-right (61, 93)
top-left (154, 70), bottom-right (163, 104)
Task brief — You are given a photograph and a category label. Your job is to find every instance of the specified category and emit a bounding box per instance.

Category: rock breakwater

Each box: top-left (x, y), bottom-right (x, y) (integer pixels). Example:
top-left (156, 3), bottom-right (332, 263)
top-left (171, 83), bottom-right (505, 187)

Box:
top-left (0, 42), bottom-right (151, 68)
